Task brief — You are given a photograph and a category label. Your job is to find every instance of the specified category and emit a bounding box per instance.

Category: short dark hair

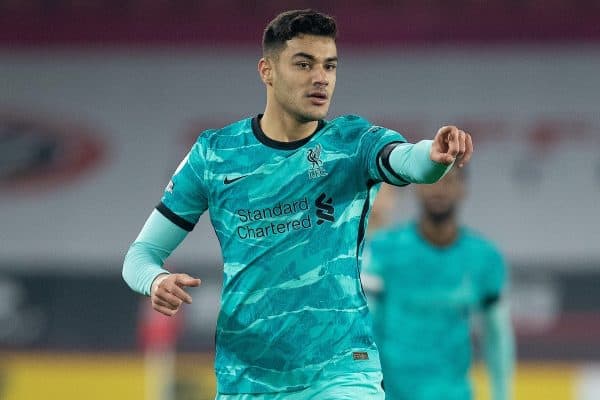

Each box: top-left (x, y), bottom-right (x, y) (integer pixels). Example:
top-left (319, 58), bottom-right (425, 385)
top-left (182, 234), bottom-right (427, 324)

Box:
top-left (262, 9), bottom-right (337, 56)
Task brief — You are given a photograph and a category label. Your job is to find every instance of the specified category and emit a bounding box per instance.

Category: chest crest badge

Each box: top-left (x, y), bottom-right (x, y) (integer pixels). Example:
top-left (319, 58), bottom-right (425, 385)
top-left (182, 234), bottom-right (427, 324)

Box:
top-left (306, 144), bottom-right (328, 179)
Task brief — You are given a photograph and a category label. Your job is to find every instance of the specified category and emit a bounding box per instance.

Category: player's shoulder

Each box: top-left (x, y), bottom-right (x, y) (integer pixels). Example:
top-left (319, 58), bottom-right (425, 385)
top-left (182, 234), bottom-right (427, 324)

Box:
top-left (371, 221), bottom-right (417, 247)
top-left (191, 117), bottom-right (253, 147)
top-left (328, 114), bottom-right (375, 135)
top-left (327, 114), bottom-right (406, 145)
top-left (460, 226), bottom-right (504, 258)
top-left (330, 114), bottom-right (371, 126)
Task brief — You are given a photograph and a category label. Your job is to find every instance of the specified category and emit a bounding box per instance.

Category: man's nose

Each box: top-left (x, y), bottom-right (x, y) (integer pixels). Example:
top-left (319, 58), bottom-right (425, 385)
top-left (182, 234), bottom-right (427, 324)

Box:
top-left (312, 66), bottom-right (329, 86)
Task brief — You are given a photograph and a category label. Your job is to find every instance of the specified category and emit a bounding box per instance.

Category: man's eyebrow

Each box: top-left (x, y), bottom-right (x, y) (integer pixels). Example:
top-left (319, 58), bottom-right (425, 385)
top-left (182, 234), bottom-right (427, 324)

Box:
top-left (292, 53), bottom-right (338, 63)
top-left (292, 52), bottom-right (316, 61)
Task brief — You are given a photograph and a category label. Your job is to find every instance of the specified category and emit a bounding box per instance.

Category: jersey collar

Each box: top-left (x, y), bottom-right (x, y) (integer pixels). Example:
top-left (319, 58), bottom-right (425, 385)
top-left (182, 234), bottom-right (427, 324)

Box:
top-left (251, 114), bottom-right (325, 150)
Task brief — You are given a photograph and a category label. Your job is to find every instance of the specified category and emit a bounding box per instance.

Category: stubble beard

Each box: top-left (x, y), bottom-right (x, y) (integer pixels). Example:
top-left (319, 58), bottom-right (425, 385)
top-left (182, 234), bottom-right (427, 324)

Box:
top-left (286, 98), bottom-right (329, 123)
top-left (277, 84), bottom-right (331, 122)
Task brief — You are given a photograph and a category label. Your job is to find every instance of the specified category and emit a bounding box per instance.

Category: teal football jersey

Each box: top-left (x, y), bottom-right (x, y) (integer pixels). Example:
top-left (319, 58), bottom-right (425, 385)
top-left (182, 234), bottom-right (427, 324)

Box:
top-left (158, 115), bottom-right (406, 394)
top-left (364, 222), bottom-right (507, 400)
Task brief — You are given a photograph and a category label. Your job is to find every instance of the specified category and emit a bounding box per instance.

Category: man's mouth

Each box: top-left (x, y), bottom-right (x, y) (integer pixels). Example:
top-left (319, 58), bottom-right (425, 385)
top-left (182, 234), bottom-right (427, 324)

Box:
top-left (308, 92), bottom-right (328, 105)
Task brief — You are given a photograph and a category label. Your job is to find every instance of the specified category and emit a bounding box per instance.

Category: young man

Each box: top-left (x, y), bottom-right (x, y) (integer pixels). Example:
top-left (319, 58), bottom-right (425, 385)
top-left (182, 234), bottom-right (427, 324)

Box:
top-left (122, 9), bottom-right (473, 399)
top-left (363, 168), bottom-right (515, 400)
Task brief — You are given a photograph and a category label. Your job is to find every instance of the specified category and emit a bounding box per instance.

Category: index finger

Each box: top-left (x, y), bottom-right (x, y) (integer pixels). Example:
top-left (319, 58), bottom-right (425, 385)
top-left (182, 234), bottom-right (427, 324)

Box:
top-left (445, 127), bottom-right (460, 158)
top-left (168, 284), bottom-right (194, 304)
top-left (175, 275), bottom-right (201, 287)
top-left (459, 133), bottom-right (474, 167)
top-left (437, 125), bottom-right (455, 137)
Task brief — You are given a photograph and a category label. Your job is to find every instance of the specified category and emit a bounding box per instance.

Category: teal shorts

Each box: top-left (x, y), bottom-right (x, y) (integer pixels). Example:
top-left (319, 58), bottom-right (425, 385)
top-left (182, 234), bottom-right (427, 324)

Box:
top-left (215, 371), bottom-right (385, 400)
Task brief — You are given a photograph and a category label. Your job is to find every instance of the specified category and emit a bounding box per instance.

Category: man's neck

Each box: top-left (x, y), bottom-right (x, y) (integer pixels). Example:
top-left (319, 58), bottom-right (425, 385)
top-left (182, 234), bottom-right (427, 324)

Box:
top-left (260, 107), bottom-right (319, 143)
top-left (419, 216), bottom-right (458, 247)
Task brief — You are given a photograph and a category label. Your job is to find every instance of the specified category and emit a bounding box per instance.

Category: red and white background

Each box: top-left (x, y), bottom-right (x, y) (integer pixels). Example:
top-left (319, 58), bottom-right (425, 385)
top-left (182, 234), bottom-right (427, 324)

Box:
top-left (0, 1), bottom-right (599, 399)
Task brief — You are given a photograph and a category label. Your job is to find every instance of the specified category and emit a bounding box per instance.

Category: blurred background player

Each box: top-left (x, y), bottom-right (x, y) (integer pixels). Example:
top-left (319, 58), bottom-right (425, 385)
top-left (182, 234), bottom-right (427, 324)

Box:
top-left (362, 167), bottom-right (515, 400)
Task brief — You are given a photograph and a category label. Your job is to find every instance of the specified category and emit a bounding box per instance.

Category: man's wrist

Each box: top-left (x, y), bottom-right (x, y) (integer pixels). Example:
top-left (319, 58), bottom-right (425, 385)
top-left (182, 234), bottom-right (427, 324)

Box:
top-left (150, 273), bottom-right (170, 296)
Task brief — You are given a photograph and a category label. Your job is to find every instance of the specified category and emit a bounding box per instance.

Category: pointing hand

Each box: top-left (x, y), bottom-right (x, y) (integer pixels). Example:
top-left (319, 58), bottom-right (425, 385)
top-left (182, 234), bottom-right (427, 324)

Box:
top-left (431, 125), bottom-right (473, 168)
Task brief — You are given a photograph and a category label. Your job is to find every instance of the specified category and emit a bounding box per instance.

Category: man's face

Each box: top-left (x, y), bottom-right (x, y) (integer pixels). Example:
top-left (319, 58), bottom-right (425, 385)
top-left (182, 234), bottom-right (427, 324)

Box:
top-left (416, 168), bottom-right (465, 221)
top-left (267, 34), bottom-right (337, 122)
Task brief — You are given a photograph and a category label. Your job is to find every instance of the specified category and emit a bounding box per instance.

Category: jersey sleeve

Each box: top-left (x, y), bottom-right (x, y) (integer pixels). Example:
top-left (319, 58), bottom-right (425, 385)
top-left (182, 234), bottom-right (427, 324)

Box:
top-left (157, 137), bottom-right (210, 231)
top-left (479, 245), bottom-right (508, 309)
top-left (356, 119), bottom-right (408, 183)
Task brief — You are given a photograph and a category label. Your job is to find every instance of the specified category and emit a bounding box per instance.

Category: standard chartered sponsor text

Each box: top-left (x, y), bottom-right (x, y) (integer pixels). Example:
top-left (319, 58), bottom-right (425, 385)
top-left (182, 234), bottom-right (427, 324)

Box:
top-left (236, 197), bottom-right (313, 239)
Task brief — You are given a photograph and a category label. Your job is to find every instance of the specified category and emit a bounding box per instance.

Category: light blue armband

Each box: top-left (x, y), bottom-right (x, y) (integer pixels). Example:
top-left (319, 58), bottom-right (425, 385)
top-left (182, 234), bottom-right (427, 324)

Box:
top-left (122, 210), bottom-right (189, 296)
top-left (378, 140), bottom-right (453, 185)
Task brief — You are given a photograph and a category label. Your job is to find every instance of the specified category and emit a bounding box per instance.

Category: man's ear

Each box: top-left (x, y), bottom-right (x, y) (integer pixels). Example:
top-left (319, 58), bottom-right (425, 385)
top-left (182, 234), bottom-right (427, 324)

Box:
top-left (258, 57), bottom-right (273, 86)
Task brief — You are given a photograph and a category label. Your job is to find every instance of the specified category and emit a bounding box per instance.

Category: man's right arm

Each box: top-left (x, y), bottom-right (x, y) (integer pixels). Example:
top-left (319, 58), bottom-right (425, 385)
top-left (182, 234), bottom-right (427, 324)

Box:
top-left (122, 209), bottom-right (189, 296)
top-left (124, 137), bottom-right (209, 314)
top-left (123, 209), bottom-right (202, 316)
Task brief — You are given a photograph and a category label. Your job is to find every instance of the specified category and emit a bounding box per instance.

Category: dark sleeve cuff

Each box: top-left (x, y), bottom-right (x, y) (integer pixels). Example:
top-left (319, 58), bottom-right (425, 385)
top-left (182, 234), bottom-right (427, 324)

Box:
top-left (156, 202), bottom-right (195, 232)
top-left (376, 142), bottom-right (410, 186)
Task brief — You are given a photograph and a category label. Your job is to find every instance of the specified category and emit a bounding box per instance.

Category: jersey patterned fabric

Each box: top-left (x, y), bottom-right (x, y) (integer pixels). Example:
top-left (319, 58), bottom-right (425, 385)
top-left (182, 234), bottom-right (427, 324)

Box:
top-left (158, 114), bottom-right (406, 394)
top-left (365, 222), bottom-right (507, 400)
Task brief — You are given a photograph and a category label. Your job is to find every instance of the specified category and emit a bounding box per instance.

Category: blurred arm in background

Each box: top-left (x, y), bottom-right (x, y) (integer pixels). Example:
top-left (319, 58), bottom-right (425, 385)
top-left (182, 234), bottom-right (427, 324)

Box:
top-left (482, 292), bottom-right (516, 400)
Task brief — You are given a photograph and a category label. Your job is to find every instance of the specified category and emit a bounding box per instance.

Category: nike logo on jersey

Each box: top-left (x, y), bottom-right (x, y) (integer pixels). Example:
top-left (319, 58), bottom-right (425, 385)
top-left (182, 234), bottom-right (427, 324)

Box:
top-left (223, 175), bottom-right (248, 185)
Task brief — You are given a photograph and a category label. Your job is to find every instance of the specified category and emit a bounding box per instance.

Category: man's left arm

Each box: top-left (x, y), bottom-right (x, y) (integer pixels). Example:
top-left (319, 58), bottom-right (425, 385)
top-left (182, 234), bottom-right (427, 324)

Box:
top-left (376, 125), bottom-right (473, 186)
top-left (482, 299), bottom-right (516, 400)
